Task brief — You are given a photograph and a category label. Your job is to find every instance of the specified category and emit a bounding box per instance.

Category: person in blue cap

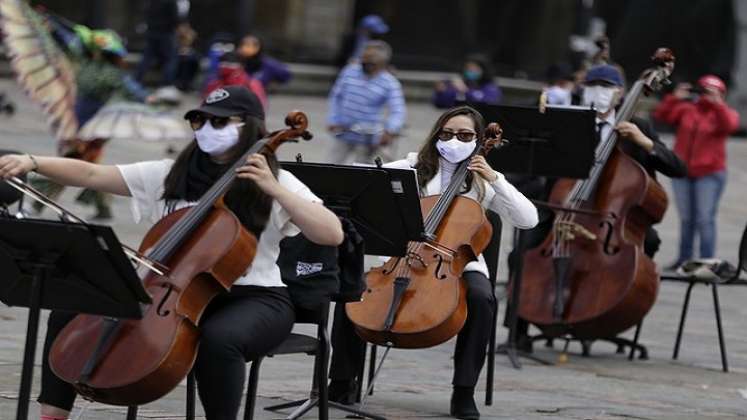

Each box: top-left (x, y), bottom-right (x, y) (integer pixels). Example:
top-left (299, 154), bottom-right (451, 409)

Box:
top-left (336, 14), bottom-right (390, 66)
top-left (505, 63), bottom-right (687, 355)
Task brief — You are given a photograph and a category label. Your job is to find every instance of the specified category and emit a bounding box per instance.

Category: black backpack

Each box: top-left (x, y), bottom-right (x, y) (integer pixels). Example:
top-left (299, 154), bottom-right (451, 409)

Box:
top-left (277, 219), bottom-right (365, 309)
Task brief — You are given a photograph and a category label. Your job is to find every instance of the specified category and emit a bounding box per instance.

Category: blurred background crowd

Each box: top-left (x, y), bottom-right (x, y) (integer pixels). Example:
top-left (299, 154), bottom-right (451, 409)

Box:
top-left (0, 0), bottom-right (744, 264)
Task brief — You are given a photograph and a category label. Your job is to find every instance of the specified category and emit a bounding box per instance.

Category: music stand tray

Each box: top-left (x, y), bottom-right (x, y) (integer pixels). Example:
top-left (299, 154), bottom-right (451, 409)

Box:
top-left (282, 162), bottom-right (424, 257)
top-left (474, 103), bottom-right (598, 179)
top-left (0, 217), bottom-right (149, 420)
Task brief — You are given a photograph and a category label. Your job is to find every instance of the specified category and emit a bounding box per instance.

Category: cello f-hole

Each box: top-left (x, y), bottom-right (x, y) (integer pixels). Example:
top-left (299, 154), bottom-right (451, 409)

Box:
top-left (156, 284), bottom-right (174, 317)
top-left (434, 254), bottom-right (447, 280)
top-left (599, 220), bottom-right (619, 255)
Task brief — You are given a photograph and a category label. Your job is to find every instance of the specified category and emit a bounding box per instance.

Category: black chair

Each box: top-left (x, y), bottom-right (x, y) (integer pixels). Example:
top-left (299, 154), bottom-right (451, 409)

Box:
top-left (252, 301), bottom-right (332, 420)
top-left (359, 211), bottom-right (503, 406)
top-left (125, 301), bottom-right (333, 420)
top-left (659, 222), bottom-right (747, 373)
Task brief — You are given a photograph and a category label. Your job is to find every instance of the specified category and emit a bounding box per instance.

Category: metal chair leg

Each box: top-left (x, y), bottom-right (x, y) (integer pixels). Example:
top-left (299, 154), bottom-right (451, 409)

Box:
top-left (126, 406), bottom-right (137, 420)
top-left (186, 370), bottom-right (196, 420)
top-left (367, 344), bottom-right (377, 396)
top-left (318, 322), bottom-right (330, 420)
top-left (711, 284), bottom-right (729, 372)
top-left (673, 282), bottom-right (696, 360)
top-left (244, 358), bottom-right (264, 420)
top-left (485, 294), bottom-right (498, 406)
top-left (628, 322), bottom-right (642, 361)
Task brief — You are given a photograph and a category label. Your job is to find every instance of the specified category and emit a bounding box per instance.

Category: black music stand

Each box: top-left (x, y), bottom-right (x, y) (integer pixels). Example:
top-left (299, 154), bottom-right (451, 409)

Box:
top-left (0, 217), bottom-right (150, 420)
top-left (281, 162), bottom-right (424, 420)
top-left (281, 162), bottom-right (425, 254)
top-left (472, 103), bottom-right (598, 369)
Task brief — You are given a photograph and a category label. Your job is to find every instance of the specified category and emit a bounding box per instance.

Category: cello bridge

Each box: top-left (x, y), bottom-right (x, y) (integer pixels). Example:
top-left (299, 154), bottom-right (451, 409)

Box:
top-left (556, 221), bottom-right (597, 242)
top-left (405, 251), bottom-right (426, 268)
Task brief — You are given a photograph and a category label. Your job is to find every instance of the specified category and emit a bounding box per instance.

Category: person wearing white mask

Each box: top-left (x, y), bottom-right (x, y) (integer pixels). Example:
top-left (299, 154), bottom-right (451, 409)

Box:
top-left (0, 85), bottom-right (343, 420)
top-left (327, 106), bottom-right (537, 420)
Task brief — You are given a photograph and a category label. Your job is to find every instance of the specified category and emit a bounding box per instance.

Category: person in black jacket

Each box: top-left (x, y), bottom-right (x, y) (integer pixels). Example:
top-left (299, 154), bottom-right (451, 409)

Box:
top-left (507, 63), bottom-right (687, 351)
top-left (134, 0), bottom-right (179, 85)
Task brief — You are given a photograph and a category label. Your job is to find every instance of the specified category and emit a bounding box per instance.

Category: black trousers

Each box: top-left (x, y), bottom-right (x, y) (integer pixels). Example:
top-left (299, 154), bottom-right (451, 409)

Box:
top-left (329, 271), bottom-right (495, 388)
top-left (38, 286), bottom-right (295, 420)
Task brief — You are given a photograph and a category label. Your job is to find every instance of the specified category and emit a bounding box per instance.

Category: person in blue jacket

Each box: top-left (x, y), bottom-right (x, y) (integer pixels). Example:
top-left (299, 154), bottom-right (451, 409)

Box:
top-left (434, 54), bottom-right (502, 109)
top-left (237, 34), bottom-right (292, 89)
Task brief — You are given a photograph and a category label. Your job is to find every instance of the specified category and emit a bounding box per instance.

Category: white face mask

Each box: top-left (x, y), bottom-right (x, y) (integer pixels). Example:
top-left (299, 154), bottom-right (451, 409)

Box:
top-left (582, 85), bottom-right (619, 114)
top-left (194, 121), bottom-right (242, 155)
top-left (436, 138), bottom-right (477, 163)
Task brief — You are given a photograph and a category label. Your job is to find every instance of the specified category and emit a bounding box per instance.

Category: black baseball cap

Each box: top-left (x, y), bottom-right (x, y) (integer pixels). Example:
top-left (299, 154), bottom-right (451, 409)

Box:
top-left (184, 86), bottom-right (265, 121)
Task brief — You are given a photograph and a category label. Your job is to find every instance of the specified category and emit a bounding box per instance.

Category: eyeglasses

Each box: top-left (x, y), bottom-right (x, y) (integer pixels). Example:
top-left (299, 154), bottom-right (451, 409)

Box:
top-left (187, 114), bottom-right (241, 130)
top-left (437, 129), bottom-right (477, 142)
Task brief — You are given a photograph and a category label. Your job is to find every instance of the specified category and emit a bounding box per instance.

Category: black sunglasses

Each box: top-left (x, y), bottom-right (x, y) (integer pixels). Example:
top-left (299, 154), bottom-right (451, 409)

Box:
top-left (437, 129), bottom-right (477, 142)
top-left (187, 114), bottom-right (237, 130)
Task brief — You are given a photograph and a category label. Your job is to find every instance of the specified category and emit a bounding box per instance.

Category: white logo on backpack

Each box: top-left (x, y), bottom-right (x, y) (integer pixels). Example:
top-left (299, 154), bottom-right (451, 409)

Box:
top-left (296, 262), bottom-right (323, 277)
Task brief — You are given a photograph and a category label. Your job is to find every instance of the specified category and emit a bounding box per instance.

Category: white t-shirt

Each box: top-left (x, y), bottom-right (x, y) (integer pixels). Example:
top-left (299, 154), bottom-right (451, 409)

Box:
top-left (117, 159), bottom-right (321, 287)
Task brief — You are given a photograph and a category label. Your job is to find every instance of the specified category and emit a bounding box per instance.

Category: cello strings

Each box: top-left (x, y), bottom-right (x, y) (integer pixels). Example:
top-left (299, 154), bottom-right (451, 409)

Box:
top-left (150, 140), bottom-right (269, 262)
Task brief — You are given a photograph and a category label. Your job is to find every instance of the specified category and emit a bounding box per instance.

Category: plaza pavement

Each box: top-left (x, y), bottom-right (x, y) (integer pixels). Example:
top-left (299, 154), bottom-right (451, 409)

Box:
top-left (1, 79), bottom-right (747, 419)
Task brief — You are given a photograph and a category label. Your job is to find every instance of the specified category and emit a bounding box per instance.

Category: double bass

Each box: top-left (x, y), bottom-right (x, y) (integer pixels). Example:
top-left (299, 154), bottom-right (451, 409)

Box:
top-left (346, 124), bottom-right (504, 349)
top-left (48, 112), bottom-right (312, 405)
top-left (518, 49), bottom-right (675, 339)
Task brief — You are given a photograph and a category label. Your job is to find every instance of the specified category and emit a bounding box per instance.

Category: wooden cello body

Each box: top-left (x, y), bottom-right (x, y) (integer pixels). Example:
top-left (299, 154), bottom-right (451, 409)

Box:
top-left (519, 147), bottom-right (667, 338)
top-left (517, 49), bottom-right (675, 340)
top-left (49, 112), bottom-right (311, 406)
top-left (50, 206), bottom-right (256, 405)
top-left (346, 124), bottom-right (504, 349)
top-left (346, 195), bottom-right (491, 348)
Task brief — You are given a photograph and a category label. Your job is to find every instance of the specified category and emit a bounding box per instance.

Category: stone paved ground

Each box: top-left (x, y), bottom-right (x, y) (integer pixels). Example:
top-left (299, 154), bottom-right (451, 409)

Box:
top-left (1, 79), bottom-right (747, 419)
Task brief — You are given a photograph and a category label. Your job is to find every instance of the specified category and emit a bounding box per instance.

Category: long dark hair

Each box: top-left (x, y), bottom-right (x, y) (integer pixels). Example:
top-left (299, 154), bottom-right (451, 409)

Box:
top-left (415, 106), bottom-right (485, 195)
top-left (162, 116), bottom-right (277, 237)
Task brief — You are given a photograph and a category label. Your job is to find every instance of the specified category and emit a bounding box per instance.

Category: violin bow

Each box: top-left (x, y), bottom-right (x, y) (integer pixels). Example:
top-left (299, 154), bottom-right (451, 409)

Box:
top-left (4, 176), bottom-right (168, 276)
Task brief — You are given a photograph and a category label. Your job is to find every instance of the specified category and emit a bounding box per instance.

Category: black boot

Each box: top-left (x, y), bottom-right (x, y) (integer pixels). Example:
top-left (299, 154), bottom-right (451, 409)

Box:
top-left (328, 379), bottom-right (357, 405)
top-left (450, 386), bottom-right (479, 420)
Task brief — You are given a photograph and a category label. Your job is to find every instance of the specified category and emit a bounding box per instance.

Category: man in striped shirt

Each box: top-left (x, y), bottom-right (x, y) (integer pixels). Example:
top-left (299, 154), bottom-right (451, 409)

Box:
top-left (327, 40), bottom-right (406, 164)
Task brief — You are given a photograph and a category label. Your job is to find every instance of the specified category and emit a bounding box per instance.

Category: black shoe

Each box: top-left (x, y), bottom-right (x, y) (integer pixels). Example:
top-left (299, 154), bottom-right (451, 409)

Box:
top-left (328, 379), bottom-right (357, 405)
top-left (450, 386), bottom-right (479, 420)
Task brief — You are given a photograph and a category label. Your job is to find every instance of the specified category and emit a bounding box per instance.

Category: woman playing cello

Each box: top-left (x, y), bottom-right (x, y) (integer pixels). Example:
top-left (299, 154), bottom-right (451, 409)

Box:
top-left (0, 86), bottom-right (343, 420)
top-left (329, 106), bottom-right (538, 420)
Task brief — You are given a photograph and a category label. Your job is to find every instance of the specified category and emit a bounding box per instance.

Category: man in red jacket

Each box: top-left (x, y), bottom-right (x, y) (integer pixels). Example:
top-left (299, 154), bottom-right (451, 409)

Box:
top-left (654, 75), bottom-right (739, 268)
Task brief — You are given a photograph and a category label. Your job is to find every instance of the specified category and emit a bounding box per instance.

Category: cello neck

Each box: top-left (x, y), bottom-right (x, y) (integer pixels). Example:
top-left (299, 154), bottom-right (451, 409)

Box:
top-left (422, 123), bottom-right (504, 237)
top-left (147, 139), bottom-right (269, 263)
top-left (422, 152), bottom-right (475, 237)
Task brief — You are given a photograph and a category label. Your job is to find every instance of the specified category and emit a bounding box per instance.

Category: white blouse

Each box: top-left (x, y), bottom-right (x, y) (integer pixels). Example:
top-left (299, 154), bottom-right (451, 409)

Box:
top-left (384, 152), bottom-right (538, 276)
top-left (117, 159), bottom-right (321, 287)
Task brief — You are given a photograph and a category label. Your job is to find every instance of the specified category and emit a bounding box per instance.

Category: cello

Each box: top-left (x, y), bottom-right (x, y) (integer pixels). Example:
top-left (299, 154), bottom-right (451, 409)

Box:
top-left (346, 123), bottom-right (504, 349)
top-left (48, 112), bottom-right (312, 406)
top-left (518, 49), bottom-right (675, 339)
